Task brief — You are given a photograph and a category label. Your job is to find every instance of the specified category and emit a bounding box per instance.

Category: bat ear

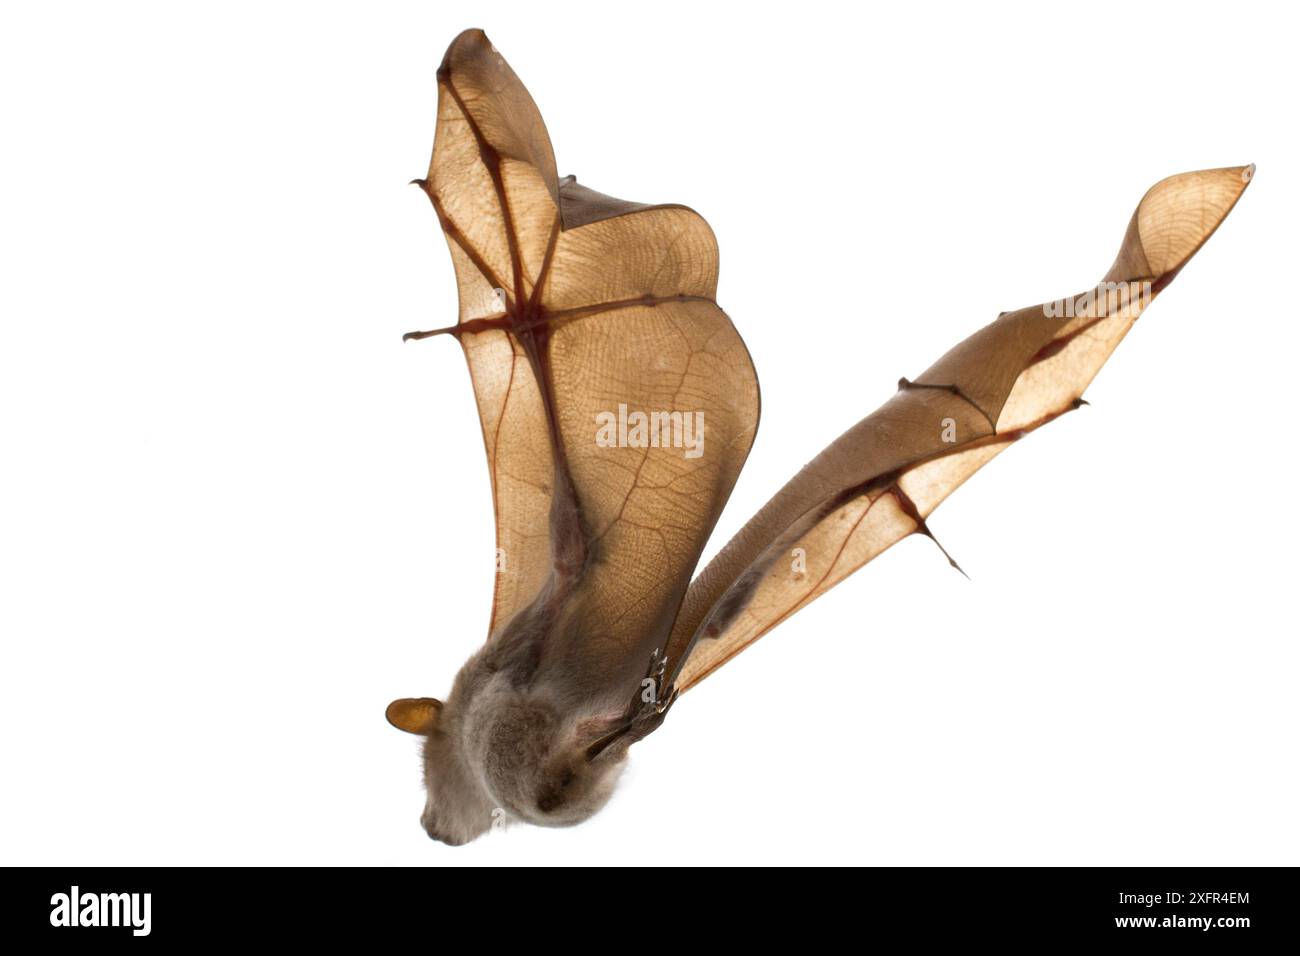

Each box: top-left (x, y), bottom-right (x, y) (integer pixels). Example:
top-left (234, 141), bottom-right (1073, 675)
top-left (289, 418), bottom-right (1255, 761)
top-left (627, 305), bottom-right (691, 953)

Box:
top-left (385, 697), bottom-right (443, 736)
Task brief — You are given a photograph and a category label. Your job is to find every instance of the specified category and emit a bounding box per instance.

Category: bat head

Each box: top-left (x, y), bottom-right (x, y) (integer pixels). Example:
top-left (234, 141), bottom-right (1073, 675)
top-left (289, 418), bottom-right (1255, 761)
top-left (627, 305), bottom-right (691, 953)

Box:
top-left (387, 662), bottom-right (631, 845)
top-left (386, 695), bottom-right (494, 845)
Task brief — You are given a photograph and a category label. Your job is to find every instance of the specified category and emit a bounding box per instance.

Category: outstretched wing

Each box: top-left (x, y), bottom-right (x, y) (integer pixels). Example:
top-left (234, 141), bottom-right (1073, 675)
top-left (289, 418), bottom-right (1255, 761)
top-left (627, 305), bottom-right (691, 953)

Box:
top-left (664, 165), bottom-right (1252, 692)
top-left (414, 30), bottom-right (759, 680)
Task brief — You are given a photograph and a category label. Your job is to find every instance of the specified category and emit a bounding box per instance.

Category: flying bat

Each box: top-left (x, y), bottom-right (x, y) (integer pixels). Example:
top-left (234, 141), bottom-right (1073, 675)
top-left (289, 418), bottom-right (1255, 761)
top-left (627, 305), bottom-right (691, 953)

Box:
top-left (387, 28), bottom-right (1251, 845)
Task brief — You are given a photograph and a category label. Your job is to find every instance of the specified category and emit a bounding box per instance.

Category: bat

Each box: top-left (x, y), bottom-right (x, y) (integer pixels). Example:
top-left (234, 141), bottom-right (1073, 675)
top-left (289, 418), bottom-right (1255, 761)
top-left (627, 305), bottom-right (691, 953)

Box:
top-left (387, 28), bottom-right (1251, 845)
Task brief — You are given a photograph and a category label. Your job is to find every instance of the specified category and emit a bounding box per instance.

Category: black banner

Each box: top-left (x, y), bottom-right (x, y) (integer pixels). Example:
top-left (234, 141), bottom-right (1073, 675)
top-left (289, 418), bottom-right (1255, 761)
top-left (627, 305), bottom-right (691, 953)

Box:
top-left (6, 867), bottom-right (1294, 944)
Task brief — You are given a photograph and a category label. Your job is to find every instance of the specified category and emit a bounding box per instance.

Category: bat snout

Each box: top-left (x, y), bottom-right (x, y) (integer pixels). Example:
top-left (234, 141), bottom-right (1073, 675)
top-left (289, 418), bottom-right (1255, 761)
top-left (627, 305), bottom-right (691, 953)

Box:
top-left (420, 808), bottom-right (474, 847)
top-left (423, 823), bottom-right (470, 847)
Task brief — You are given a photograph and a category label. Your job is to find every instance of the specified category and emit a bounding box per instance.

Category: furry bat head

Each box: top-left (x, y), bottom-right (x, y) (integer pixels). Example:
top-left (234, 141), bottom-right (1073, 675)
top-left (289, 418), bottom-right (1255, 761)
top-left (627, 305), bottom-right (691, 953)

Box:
top-left (388, 29), bottom-right (1251, 845)
top-left (388, 618), bottom-right (664, 844)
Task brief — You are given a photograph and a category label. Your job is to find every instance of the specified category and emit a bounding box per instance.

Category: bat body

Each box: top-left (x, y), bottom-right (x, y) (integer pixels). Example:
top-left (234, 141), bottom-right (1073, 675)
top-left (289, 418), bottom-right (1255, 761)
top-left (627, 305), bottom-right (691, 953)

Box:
top-left (387, 29), bottom-right (1251, 845)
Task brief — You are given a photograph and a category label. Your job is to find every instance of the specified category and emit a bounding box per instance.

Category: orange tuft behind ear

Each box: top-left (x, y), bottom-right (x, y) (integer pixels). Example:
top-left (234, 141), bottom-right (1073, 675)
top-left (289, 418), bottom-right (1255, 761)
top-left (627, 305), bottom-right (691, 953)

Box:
top-left (386, 697), bottom-right (443, 735)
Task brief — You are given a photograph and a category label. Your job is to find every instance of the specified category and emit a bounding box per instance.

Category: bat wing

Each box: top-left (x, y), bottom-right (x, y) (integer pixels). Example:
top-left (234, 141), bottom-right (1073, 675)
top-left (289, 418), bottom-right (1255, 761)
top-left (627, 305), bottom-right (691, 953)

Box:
top-left (414, 31), bottom-right (759, 687)
top-left (663, 165), bottom-right (1252, 692)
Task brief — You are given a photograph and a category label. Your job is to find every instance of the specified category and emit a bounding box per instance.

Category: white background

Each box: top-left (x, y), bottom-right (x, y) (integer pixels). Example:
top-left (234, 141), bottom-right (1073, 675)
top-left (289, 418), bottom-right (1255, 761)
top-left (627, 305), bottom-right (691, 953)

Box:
top-left (2, 0), bottom-right (1296, 866)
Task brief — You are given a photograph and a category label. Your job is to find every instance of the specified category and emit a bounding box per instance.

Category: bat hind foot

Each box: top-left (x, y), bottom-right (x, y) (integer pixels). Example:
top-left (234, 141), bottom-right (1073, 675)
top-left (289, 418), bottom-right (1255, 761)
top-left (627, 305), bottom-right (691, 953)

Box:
top-left (628, 648), bottom-right (677, 737)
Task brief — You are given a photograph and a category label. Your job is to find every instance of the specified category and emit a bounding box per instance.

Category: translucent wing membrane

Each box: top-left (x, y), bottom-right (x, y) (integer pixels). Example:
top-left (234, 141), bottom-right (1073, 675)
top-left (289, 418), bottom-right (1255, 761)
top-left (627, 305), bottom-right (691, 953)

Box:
top-left (417, 31), bottom-right (759, 684)
top-left (416, 31), bottom-right (1247, 701)
top-left (666, 166), bottom-right (1251, 691)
